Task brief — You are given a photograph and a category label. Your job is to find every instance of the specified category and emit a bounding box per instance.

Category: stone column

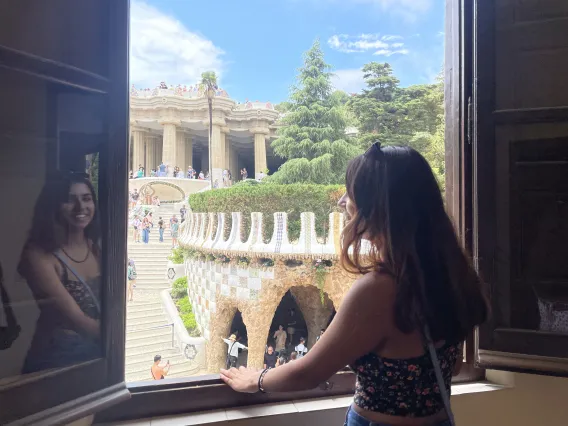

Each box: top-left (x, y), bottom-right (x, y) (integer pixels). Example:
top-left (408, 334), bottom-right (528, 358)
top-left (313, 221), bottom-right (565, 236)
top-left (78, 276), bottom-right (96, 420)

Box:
top-left (225, 138), bottom-right (231, 183)
top-left (210, 123), bottom-right (223, 184)
top-left (145, 135), bottom-right (155, 172)
top-left (160, 119), bottom-right (180, 173)
top-left (201, 150), bottom-right (209, 176)
top-left (175, 130), bottom-right (186, 173)
top-left (290, 287), bottom-right (334, 348)
top-left (185, 135), bottom-right (193, 169)
top-left (131, 126), bottom-right (147, 174)
top-left (252, 128), bottom-right (269, 179)
top-left (154, 137), bottom-right (162, 169)
top-left (231, 146), bottom-right (239, 181)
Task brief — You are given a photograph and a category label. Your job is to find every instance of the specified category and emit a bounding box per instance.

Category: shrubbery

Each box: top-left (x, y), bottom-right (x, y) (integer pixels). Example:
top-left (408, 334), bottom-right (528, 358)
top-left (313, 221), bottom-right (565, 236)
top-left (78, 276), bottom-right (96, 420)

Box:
top-left (171, 276), bottom-right (188, 299)
top-left (188, 183), bottom-right (344, 241)
top-left (168, 247), bottom-right (185, 264)
top-left (170, 276), bottom-right (199, 336)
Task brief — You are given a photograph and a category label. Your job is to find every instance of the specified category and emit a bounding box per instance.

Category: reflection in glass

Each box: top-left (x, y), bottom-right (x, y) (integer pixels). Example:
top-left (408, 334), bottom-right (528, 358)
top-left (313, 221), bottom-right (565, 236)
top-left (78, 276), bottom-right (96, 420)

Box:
top-left (18, 172), bottom-right (101, 373)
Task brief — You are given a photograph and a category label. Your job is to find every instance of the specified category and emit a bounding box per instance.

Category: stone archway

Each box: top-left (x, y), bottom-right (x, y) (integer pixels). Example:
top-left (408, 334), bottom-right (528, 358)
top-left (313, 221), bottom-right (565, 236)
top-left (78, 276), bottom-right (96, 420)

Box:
top-left (229, 310), bottom-right (248, 367)
top-left (267, 290), bottom-right (309, 353)
top-left (289, 286), bottom-right (334, 349)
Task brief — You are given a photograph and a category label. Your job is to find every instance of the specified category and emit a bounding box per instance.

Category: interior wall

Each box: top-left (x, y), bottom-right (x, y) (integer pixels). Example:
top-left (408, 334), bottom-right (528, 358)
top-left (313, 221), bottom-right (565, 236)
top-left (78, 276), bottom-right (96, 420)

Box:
top-left (0, 72), bottom-right (49, 380)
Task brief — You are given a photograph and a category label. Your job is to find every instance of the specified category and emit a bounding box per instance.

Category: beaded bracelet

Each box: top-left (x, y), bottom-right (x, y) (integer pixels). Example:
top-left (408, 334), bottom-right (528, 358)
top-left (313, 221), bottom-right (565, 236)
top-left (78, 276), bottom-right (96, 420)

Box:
top-left (258, 367), bottom-right (271, 393)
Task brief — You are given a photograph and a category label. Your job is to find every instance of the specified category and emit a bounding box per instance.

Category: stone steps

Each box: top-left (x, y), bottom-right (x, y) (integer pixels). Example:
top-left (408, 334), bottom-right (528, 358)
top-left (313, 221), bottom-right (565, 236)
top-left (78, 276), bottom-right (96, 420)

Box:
top-left (125, 204), bottom-right (196, 383)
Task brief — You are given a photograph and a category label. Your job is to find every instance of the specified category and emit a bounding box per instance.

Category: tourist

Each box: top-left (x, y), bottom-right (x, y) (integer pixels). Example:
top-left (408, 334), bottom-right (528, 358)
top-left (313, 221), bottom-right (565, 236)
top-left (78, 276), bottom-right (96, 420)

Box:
top-left (187, 166), bottom-right (193, 179)
top-left (213, 179), bottom-right (219, 189)
top-left (169, 214), bottom-right (176, 229)
top-left (158, 161), bottom-right (166, 177)
top-left (151, 354), bottom-right (170, 380)
top-left (141, 216), bottom-right (151, 244)
top-left (147, 212), bottom-right (154, 228)
top-left (198, 171), bottom-right (205, 180)
top-left (131, 188), bottom-right (139, 209)
top-left (170, 217), bottom-right (179, 248)
top-left (273, 325), bottom-right (287, 356)
top-left (136, 166), bottom-right (144, 178)
top-left (220, 144), bottom-right (488, 426)
top-left (179, 205), bottom-right (187, 222)
top-left (158, 216), bottom-right (165, 242)
top-left (222, 169), bottom-right (229, 187)
top-left (129, 170), bottom-right (133, 179)
top-left (276, 356), bottom-right (286, 367)
top-left (222, 334), bottom-right (248, 369)
top-left (127, 258), bottom-right (137, 302)
top-left (288, 351), bottom-right (298, 362)
top-left (18, 172), bottom-right (102, 373)
top-left (150, 168), bottom-right (156, 177)
top-left (132, 215), bottom-right (141, 243)
top-left (263, 345), bottom-right (277, 369)
top-left (315, 328), bottom-right (325, 343)
top-left (228, 170), bottom-right (232, 186)
top-left (257, 170), bottom-right (266, 182)
top-left (295, 337), bottom-right (308, 359)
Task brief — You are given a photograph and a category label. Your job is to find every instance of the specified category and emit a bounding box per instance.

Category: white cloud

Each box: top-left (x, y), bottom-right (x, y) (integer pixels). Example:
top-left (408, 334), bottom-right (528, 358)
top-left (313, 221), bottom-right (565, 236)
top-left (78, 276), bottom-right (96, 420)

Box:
top-left (130, 1), bottom-right (225, 88)
top-left (328, 34), bottom-right (408, 56)
top-left (331, 68), bottom-right (366, 94)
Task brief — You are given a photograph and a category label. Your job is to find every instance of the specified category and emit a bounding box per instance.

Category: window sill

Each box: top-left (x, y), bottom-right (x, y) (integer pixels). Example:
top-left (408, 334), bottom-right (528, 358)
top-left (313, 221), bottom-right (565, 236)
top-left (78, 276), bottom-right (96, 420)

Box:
top-left (96, 382), bottom-right (507, 426)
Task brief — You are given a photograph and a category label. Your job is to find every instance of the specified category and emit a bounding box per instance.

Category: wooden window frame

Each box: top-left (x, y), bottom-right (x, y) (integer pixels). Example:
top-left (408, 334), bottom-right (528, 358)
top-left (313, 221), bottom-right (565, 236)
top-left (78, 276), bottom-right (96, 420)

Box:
top-left (0, 1), bottom-right (130, 424)
top-left (97, 0), bottom-right (484, 422)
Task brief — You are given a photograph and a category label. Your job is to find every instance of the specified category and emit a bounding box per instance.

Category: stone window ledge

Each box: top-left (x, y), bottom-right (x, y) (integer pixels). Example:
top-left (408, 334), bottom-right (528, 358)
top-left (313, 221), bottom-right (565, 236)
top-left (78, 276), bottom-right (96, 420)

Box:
top-left (96, 382), bottom-right (507, 426)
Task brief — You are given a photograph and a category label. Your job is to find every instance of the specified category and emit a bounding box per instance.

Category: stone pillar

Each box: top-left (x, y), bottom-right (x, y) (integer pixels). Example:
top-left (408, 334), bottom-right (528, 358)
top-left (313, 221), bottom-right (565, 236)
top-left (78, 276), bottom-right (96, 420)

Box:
top-left (231, 147), bottom-right (239, 181)
top-left (185, 135), bottom-right (193, 169)
top-left (252, 129), bottom-right (269, 179)
top-left (175, 130), bottom-right (186, 174)
top-left (154, 137), bottom-right (162, 169)
top-left (201, 150), bottom-right (209, 176)
top-left (160, 120), bottom-right (180, 172)
top-left (210, 123), bottom-right (223, 184)
top-left (145, 135), bottom-right (155, 172)
top-left (131, 127), bottom-right (147, 174)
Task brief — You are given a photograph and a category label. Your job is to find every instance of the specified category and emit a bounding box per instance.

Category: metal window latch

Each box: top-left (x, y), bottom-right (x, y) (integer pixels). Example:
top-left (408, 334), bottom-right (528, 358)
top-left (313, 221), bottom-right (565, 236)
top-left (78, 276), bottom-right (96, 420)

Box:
top-left (467, 96), bottom-right (472, 145)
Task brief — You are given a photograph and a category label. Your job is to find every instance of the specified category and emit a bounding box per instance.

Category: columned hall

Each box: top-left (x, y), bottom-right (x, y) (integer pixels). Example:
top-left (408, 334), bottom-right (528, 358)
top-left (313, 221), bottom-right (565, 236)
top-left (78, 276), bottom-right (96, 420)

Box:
top-left (129, 84), bottom-right (281, 184)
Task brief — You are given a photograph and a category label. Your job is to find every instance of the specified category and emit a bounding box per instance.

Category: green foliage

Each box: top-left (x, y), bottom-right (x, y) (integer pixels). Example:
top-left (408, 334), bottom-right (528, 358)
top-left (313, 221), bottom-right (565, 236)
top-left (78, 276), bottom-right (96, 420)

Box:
top-left (347, 64), bottom-right (445, 189)
top-left (171, 276), bottom-right (188, 300)
top-left (232, 179), bottom-right (260, 188)
top-left (168, 247), bottom-right (185, 264)
top-left (199, 71), bottom-right (218, 93)
top-left (189, 183), bottom-right (343, 241)
top-left (175, 295), bottom-right (199, 337)
top-left (270, 40), bottom-right (361, 184)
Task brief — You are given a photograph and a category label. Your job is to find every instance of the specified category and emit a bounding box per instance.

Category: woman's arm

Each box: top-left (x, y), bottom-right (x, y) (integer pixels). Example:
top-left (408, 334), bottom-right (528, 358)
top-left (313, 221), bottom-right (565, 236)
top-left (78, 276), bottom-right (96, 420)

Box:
top-left (21, 247), bottom-right (100, 339)
top-left (221, 272), bottom-right (396, 393)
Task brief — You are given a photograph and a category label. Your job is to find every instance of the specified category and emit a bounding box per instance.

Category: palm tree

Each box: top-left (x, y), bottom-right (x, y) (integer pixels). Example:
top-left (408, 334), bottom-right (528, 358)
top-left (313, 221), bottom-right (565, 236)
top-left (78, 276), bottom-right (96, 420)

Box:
top-left (199, 71), bottom-right (218, 184)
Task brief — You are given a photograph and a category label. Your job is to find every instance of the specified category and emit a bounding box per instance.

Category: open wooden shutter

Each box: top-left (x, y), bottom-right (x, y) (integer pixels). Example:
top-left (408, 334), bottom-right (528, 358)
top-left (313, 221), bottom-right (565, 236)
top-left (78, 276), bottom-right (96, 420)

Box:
top-left (474, 0), bottom-right (568, 374)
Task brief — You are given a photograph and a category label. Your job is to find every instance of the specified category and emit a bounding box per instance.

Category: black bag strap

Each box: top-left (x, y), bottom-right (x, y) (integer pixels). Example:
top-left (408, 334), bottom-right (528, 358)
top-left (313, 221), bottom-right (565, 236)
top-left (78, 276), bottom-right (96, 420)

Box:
top-left (0, 263), bottom-right (22, 350)
top-left (423, 324), bottom-right (456, 426)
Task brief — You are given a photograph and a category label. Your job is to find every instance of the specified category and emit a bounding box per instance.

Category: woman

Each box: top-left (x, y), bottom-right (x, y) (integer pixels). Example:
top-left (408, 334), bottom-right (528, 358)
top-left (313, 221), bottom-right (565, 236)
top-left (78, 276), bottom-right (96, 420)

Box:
top-left (127, 258), bottom-right (137, 302)
top-left (18, 172), bottom-right (102, 373)
top-left (141, 216), bottom-right (151, 244)
top-left (132, 215), bottom-right (141, 243)
top-left (170, 217), bottom-right (179, 248)
top-left (221, 145), bottom-right (488, 426)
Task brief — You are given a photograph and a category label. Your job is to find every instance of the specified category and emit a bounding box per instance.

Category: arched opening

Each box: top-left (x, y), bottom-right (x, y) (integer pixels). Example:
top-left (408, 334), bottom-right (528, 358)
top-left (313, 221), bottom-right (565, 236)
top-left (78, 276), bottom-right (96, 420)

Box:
top-left (229, 310), bottom-right (248, 367)
top-left (267, 290), bottom-right (308, 358)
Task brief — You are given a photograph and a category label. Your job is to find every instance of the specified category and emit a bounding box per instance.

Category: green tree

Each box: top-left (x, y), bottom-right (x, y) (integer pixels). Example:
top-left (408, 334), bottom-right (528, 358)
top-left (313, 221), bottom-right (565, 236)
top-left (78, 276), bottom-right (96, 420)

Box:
top-left (270, 41), bottom-right (361, 184)
top-left (199, 71), bottom-right (218, 178)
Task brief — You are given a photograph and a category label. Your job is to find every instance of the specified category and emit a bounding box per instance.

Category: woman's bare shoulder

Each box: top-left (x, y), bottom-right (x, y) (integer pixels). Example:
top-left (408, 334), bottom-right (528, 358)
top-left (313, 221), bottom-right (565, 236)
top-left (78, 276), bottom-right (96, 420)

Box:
top-left (346, 270), bottom-right (397, 312)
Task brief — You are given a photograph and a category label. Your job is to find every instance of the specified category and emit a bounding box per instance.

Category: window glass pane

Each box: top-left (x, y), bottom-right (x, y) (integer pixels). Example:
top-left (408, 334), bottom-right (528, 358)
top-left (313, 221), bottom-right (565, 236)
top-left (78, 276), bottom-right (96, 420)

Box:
top-left (0, 69), bottom-right (105, 385)
top-left (125, 1), bottom-right (447, 383)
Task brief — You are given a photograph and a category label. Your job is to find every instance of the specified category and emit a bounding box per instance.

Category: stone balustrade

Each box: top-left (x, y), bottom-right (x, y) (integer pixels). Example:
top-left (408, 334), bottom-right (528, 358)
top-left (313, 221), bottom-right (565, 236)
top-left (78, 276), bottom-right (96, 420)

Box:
top-left (178, 211), bottom-right (345, 258)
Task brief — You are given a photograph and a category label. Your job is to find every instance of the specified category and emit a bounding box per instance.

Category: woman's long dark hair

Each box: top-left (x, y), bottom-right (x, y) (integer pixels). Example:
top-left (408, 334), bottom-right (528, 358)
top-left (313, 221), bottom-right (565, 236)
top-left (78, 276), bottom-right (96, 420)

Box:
top-left (341, 145), bottom-right (488, 343)
top-left (25, 172), bottom-right (101, 256)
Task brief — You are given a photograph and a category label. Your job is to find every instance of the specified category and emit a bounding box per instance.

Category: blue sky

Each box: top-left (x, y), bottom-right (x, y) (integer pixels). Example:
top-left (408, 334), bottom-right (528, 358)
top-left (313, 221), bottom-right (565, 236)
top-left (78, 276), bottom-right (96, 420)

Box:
top-left (130, 0), bottom-right (444, 104)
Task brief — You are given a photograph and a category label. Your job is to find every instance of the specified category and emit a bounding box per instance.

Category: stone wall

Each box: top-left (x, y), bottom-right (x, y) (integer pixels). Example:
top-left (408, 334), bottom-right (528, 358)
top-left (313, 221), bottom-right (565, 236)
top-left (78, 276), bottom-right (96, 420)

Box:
top-left (180, 211), bottom-right (358, 372)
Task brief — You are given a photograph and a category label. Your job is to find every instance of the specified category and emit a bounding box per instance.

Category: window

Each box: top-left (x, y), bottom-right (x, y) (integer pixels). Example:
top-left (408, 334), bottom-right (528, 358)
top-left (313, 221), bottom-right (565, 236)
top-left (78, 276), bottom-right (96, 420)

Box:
top-left (6, 0), bottom-right (568, 424)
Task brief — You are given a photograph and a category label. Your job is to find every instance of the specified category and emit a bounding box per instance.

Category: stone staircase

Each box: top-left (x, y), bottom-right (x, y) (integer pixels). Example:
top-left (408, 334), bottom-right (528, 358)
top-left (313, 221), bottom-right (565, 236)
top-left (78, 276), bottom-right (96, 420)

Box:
top-left (126, 204), bottom-right (200, 382)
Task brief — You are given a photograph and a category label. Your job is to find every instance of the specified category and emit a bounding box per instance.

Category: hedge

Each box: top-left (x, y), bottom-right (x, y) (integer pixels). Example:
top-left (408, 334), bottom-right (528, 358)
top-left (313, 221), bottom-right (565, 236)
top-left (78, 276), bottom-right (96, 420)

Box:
top-left (188, 184), bottom-right (344, 241)
top-left (171, 276), bottom-right (188, 299)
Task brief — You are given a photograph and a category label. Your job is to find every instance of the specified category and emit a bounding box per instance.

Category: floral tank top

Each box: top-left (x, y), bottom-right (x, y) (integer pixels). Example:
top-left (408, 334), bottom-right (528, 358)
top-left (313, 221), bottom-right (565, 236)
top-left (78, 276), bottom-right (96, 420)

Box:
top-left (349, 341), bottom-right (461, 417)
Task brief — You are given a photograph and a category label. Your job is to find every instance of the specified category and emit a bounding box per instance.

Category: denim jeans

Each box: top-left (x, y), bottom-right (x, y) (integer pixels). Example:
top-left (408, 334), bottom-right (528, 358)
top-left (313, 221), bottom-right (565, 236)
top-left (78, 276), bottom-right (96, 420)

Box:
top-left (142, 228), bottom-right (150, 244)
top-left (344, 406), bottom-right (452, 426)
top-left (159, 227), bottom-right (164, 242)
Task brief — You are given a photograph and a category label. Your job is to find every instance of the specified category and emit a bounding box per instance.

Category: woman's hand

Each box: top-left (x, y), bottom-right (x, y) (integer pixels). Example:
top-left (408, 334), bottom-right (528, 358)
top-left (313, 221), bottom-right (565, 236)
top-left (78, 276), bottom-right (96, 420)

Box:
top-left (220, 366), bottom-right (262, 393)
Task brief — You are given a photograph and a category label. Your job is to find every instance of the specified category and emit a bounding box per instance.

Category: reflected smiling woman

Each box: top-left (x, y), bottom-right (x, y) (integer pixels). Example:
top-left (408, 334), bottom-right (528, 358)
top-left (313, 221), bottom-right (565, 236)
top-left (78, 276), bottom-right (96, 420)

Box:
top-left (18, 172), bottom-right (101, 373)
